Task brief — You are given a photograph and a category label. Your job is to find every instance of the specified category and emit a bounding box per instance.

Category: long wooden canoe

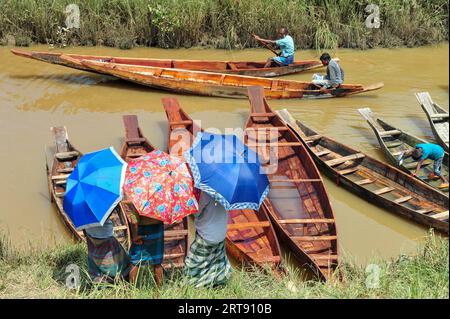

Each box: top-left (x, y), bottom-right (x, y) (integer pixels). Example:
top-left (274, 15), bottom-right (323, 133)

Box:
top-left (162, 97), bottom-right (282, 271)
top-left (416, 92), bottom-right (449, 152)
top-left (244, 86), bottom-right (338, 280)
top-left (277, 109), bottom-right (449, 233)
top-left (11, 48), bottom-right (332, 77)
top-left (359, 108), bottom-right (449, 195)
top-left (118, 115), bottom-right (190, 271)
top-left (76, 58), bottom-right (383, 99)
top-left (46, 126), bottom-right (130, 248)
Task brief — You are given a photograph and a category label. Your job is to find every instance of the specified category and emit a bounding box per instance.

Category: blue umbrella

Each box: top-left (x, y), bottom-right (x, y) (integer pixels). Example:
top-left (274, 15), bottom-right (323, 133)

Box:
top-left (183, 132), bottom-right (269, 211)
top-left (63, 147), bottom-right (127, 230)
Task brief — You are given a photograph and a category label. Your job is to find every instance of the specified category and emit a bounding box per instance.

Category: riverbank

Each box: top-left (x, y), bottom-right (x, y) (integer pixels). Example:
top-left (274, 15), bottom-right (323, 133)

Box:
top-left (0, 233), bottom-right (447, 298)
top-left (0, 0), bottom-right (448, 50)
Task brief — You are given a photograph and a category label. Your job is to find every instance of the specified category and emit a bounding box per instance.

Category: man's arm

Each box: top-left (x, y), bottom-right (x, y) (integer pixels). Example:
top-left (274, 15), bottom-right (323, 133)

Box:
top-left (413, 160), bottom-right (424, 176)
top-left (254, 35), bottom-right (277, 44)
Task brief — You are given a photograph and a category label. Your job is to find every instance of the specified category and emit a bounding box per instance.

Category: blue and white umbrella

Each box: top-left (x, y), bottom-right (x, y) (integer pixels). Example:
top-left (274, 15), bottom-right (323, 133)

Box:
top-left (183, 132), bottom-right (269, 211)
top-left (63, 147), bottom-right (127, 230)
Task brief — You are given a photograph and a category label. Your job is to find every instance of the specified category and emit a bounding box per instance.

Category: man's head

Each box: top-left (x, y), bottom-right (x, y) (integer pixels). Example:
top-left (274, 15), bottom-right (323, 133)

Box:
top-left (320, 52), bottom-right (331, 66)
top-left (412, 148), bottom-right (423, 161)
top-left (278, 26), bottom-right (289, 38)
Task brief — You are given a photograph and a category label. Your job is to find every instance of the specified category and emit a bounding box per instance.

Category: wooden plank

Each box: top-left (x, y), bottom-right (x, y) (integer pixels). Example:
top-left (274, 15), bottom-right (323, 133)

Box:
top-left (55, 191), bottom-right (65, 198)
top-left (55, 151), bottom-right (79, 160)
top-left (431, 211), bottom-right (449, 220)
top-left (430, 113), bottom-right (449, 119)
top-left (52, 174), bottom-right (70, 180)
top-left (170, 120), bottom-right (192, 127)
top-left (123, 115), bottom-right (140, 140)
top-left (227, 221), bottom-right (271, 230)
top-left (337, 167), bottom-right (359, 175)
top-left (394, 195), bottom-right (413, 204)
top-left (379, 129), bottom-right (402, 137)
top-left (416, 208), bottom-right (434, 214)
top-left (292, 236), bottom-right (338, 241)
top-left (325, 153), bottom-right (365, 167)
top-left (278, 219), bottom-right (335, 224)
top-left (163, 252), bottom-right (185, 259)
top-left (386, 141), bottom-right (404, 148)
top-left (244, 127), bottom-right (288, 132)
top-left (373, 186), bottom-right (395, 195)
top-left (304, 134), bottom-right (322, 142)
top-left (57, 167), bottom-right (74, 174)
top-left (313, 255), bottom-right (339, 260)
top-left (355, 178), bottom-right (374, 185)
top-left (55, 180), bottom-right (67, 186)
top-left (315, 150), bottom-right (331, 157)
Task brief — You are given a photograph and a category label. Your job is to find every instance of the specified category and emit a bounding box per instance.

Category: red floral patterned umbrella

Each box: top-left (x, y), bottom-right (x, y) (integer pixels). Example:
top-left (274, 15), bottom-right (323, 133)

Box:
top-left (123, 150), bottom-right (199, 224)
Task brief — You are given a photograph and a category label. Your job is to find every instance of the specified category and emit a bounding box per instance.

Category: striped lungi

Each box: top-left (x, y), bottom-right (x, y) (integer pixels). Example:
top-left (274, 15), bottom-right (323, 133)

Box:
top-left (184, 234), bottom-right (232, 287)
top-left (86, 234), bottom-right (131, 282)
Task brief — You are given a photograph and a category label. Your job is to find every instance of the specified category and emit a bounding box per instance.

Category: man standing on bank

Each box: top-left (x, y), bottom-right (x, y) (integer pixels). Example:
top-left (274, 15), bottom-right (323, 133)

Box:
top-left (254, 26), bottom-right (295, 68)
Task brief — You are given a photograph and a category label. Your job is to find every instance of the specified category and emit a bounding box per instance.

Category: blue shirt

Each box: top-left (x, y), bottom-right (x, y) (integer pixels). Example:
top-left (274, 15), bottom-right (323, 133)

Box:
top-left (194, 192), bottom-right (228, 244)
top-left (275, 35), bottom-right (295, 57)
top-left (416, 143), bottom-right (444, 161)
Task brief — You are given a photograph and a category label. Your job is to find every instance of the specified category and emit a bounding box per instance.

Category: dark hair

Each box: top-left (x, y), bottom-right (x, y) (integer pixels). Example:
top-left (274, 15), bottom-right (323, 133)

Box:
top-left (280, 26), bottom-right (289, 34)
top-left (412, 148), bottom-right (422, 160)
top-left (320, 53), bottom-right (331, 61)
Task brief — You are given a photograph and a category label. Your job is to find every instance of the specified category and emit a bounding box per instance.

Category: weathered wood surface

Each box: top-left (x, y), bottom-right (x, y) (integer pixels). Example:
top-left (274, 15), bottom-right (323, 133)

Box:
top-left (359, 107), bottom-right (449, 196)
top-left (416, 92), bottom-right (449, 152)
top-left (245, 86), bottom-right (338, 281)
top-left (162, 97), bottom-right (283, 272)
top-left (274, 110), bottom-right (449, 233)
top-left (75, 58), bottom-right (383, 100)
top-left (11, 48), bottom-right (331, 78)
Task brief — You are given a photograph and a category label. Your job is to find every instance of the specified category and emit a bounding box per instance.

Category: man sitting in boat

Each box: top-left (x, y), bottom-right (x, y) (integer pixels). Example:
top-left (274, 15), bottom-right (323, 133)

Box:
top-left (404, 143), bottom-right (448, 189)
top-left (312, 53), bottom-right (344, 93)
top-left (254, 27), bottom-right (295, 68)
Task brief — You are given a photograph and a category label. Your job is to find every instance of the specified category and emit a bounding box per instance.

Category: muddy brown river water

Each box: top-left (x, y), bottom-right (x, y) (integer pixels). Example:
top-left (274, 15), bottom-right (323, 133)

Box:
top-left (0, 44), bottom-right (448, 265)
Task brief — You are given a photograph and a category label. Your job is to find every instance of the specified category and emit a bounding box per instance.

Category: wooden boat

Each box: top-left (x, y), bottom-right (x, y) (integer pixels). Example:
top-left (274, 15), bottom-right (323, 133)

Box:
top-left (416, 92), bottom-right (449, 152)
top-left (162, 97), bottom-right (282, 271)
top-left (46, 126), bottom-right (130, 248)
top-left (118, 115), bottom-right (190, 271)
top-left (76, 58), bottom-right (383, 100)
top-left (244, 86), bottom-right (338, 280)
top-left (11, 48), bottom-right (332, 77)
top-left (359, 108), bottom-right (449, 195)
top-left (277, 109), bottom-right (449, 233)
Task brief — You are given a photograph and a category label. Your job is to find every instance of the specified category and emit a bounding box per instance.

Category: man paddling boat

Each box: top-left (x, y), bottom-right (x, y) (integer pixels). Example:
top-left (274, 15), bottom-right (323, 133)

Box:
top-left (254, 26), bottom-right (295, 68)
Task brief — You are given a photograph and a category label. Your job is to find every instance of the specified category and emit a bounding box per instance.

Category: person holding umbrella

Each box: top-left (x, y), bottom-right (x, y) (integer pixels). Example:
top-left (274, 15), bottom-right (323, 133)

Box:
top-left (63, 147), bottom-right (130, 284)
top-left (123, 150), bottom-right (199, 286)
top-left (183, 132), bottom-right (270, 288)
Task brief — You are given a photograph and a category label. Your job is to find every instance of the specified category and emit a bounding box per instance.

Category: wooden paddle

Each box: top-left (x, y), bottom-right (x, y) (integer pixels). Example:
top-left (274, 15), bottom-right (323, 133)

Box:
top-left (245, 30), bottom-right (281, 56)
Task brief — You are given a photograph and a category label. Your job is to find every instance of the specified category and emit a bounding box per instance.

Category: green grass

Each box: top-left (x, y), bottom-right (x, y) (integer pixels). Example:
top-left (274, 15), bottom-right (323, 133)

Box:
top-left (0, 0), bottom-right (448, 50)
top-left (0, 233), bottom-right (448, 298)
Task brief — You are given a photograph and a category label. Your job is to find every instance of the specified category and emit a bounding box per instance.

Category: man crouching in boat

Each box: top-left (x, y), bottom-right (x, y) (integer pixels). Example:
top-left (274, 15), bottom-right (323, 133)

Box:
top-left (313, 53), bottom-right (344, 94)
top-left (254, 26), bottom-right (295, 68)
top-left (403, 143), bottom-right (449, 189)
top-left (184, 192), bottom-right (232, 288)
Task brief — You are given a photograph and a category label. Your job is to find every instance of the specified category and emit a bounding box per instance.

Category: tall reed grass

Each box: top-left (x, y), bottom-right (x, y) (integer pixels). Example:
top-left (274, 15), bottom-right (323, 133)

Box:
top-left (0, 0), bottom-right (448, 50)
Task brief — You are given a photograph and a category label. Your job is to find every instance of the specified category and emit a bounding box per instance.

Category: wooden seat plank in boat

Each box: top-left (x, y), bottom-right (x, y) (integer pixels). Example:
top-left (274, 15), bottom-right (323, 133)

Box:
top-left (119, 115), bottom-right (190, 271)
top-left (276, 109), bottom-right (449, 234)
top-left (46, 126), bottom-right (131, 248)
top-left (245, 87), bottom-right (338, 281)
top-left (358, 107), bottom-right (449, 196)
top-left (416, 92), bottom-right (449, 152)
top-left (11, 48), bottom-right (337, 78)
top-left (162, 97), bottom-right (282, 272)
